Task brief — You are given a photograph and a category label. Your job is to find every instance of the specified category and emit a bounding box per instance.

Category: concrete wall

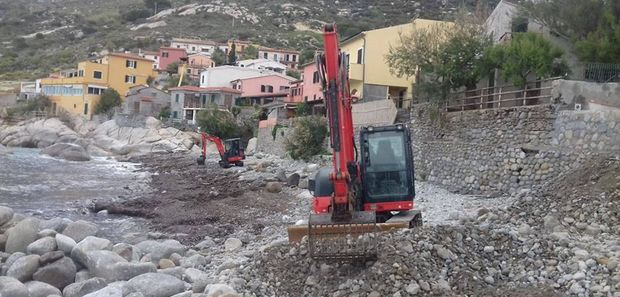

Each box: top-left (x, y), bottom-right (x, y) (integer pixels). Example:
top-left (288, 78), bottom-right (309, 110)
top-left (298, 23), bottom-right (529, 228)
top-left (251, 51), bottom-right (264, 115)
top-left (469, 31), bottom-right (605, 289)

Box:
top-left (553, 79), bottom-right (620, 110)
top-left (411, 103), bottom-right (620, 195)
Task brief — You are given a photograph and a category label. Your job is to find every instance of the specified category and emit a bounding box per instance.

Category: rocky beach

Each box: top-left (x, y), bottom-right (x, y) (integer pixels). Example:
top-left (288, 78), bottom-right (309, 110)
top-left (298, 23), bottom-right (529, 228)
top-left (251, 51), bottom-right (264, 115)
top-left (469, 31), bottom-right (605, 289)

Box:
top-left (0, 115), bottom-right (618, 297)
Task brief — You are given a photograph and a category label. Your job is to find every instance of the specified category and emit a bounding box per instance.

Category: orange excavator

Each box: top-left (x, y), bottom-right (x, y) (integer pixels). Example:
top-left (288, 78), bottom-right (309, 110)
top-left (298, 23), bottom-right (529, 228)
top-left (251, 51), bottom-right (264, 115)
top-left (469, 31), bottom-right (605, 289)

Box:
top-left (287, 24), bottom-right (422, 261)
top-left (196, 133), bottom-right (245, 168)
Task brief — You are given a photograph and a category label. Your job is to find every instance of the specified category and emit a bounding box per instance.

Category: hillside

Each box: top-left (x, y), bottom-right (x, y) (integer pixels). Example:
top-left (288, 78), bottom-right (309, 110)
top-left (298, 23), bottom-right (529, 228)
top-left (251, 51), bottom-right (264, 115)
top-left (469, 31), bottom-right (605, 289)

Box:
top-left (0, 0), bottom-right (499, 80)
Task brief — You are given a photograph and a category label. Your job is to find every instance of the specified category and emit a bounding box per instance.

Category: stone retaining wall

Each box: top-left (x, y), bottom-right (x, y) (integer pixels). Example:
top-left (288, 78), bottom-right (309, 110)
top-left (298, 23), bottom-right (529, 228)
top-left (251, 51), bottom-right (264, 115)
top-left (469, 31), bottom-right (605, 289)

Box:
top-left (411, 103), bottom-right (619, 195)
top-left (256, 124), bottom-right (292, 158)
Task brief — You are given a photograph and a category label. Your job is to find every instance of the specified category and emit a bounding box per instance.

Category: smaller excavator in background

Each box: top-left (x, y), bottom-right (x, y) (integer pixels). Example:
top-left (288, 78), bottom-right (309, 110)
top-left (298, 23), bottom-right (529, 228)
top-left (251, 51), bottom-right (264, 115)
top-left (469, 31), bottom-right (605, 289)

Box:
top-left (196, 132), bottom-right (245, 168)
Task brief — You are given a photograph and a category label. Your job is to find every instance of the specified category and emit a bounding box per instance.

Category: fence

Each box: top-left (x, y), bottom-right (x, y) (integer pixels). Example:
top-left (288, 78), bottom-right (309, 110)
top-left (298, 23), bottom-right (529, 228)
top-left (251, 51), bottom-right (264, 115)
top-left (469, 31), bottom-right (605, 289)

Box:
top-left (445, 77), bottom-right (558, 112)
top-left (584, 63), bottom-right (620, 83)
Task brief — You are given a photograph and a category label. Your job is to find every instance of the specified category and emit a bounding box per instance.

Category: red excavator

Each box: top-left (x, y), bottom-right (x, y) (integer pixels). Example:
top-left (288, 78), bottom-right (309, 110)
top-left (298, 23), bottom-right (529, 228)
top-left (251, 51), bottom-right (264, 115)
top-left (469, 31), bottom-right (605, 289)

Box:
top-left (287, 24), bottom-right (422, 261)
top-left (196, 133), bottom-right (245, 168)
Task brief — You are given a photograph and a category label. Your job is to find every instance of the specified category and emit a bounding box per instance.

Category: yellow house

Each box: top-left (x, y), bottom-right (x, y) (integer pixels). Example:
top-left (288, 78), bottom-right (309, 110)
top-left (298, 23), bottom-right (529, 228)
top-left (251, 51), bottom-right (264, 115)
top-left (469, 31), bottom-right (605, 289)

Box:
top-left (340, 19), bottom-right (451, 108)
top-left (40, 53), bottom-right (156, 118)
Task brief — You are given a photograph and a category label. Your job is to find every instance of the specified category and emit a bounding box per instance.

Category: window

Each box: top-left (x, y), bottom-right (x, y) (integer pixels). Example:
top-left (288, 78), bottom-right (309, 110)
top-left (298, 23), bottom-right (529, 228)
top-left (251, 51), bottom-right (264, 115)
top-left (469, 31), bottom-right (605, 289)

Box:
top-left (211, 94), bottom-right (216, 103)
top-left (78, 70), bottom-right (84, 77)
top-left (172, 111), bottom-right (178, 118)
top-left (202, 95), bottom-right (207, 105)
top-left (125, 75), bottom-right (136, 84)
top-left (312, 71), bottom-right (320, 84)
top-left (176, 45), bottom-right (180, 48)
top-left (292, 55), bottom-right (297, 62)
top-left (201, 75), bottom-right (205, 84)
top-left (83, 103), bottom-right (88, 115)
top-left (267, 85), bottom-right (273, 93)
top-left (192, 46), bottom-right (196, 51)
top-left (286, 54), bottom-right (290, 62)
top-left (126, 60), bottom-right (137, 68)
top-left (175, 94), bottom-right (180, 103)
top-left (261, 85), bottom-right (266, 92)
top-left (162, 52), bottom-right (169, 58)
top-left (356, 48), bottom-right (364, 64)
top-left (304, 96), bottom-right (308, 101)
top-left (263, 53), bottom-right (268, 59)
top-left (93, 71), bottom-right (102, 79)
top-left (88, 87), bottom-right (104, 95)
top-left (273, 54), bottom-right (278, 61)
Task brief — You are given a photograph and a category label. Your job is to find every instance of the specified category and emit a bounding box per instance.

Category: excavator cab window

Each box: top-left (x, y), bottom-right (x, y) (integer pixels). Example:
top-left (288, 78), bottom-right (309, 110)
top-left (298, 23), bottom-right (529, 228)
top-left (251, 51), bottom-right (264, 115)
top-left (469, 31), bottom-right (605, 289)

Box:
top-left (224, 139), bottom-right (240, 157)
top-left (360, 126), bottom-right (415, 203)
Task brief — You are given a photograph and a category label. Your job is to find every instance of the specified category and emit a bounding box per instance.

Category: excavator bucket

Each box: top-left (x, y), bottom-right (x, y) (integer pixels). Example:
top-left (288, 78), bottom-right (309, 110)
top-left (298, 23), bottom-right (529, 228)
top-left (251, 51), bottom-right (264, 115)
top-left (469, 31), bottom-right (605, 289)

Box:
top-left (307, 211), bottom-right (378, 261)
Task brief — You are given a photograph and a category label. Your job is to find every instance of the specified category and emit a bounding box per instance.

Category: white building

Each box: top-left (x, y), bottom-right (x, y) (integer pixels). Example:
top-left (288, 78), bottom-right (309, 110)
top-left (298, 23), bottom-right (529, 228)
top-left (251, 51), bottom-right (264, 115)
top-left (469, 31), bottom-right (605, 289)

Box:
top-left (170, 38), bottom-right (222, 55)
top-left (139, 50), bottom-right (159, 70)
top-left (258, 47), bottom-right (300, 69)
top-left (199, 66), bottom-right (272, 88)
top-left (236, 59), bottom-right (287, 74)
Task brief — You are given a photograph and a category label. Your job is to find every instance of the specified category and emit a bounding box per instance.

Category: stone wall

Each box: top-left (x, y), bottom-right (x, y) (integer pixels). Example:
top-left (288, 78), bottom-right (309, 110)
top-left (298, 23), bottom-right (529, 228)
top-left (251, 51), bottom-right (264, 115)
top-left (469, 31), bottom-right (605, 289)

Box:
top-left (256, 123), bottom-right (292, 158)
top-left (552, 79), bottom-right (620, 109)
top-left (411, 103), bottom-right (619, 195)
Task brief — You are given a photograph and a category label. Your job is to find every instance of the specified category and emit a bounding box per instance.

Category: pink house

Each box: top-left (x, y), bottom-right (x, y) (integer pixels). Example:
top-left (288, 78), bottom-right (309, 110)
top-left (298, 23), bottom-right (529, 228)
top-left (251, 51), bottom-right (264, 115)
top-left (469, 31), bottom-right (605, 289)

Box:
top-left (158, 47), bottom-right (187, 71)
top-left (231, 74), bottom-right (296, 105)
top-left (301, 62), bottom-right (323, 102)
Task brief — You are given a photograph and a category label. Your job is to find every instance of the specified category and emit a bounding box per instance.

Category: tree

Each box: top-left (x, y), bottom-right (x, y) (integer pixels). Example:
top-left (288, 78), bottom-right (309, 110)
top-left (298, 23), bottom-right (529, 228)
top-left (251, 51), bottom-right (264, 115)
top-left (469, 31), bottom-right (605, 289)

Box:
top-left (386, 11), bottom-right (492, 101)
top-left (146, 75), bottom-right (155, 86)
top-left (486, 32), bottom-right (568, 88)
top-left (299, 48), bottom-right (316, 65)
top-left (228, 43), bottom-right (237, 65)
top-left (211, 48), bottom-right (226, 66)
top-left (575, 8), bottom-right (620, 63)
top-left (242, 45), bottom-right (258, 60)
top-left (295, 101), bottom-right (310, 116)
top-left (94, 89), bottom-right (122, 115)
top-left (143, 0), bottom-right (171, 13)
top-left (286, 69), bottom-right (301, 79)
top-left (158, 106), bottom-right (171, 119)
top-left (195, 106), bottom-right (238, 139)
top-left (166, 61), bottom-right (179, 74)
top-left (285, 116), bottom-right (328, 161)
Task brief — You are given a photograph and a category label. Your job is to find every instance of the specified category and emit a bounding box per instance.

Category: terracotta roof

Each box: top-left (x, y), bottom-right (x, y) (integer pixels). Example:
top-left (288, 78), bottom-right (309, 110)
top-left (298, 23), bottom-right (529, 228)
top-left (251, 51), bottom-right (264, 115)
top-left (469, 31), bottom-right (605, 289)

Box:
top-left (142, 50), bottom-right (159, 56)
top-left (160, 47), bottom-right (187, 52)
top-left (168, 85), bottom-right (242, 94)
top-left (108, 53), bottom-right (155, 62)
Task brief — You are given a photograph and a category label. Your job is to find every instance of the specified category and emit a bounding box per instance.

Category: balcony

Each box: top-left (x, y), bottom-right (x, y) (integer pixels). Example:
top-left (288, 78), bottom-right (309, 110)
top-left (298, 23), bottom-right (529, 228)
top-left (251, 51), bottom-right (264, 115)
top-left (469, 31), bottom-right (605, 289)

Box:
top-left (349, 63), bottom-right (363, 81)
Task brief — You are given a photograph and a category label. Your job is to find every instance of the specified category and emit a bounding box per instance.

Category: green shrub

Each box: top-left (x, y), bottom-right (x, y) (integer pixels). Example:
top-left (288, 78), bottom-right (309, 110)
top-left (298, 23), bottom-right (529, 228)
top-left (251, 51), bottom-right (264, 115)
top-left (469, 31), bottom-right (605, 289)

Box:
top-left (121, 8), bottom-right (151, 22)
top-left (94, 88), bottom-right (122, 115)
top-left (195, 107), bottom-right (238, 139)
top-left (158, 106), bottom-right (171, 119)
top-left (295, 102), bottom-right (310, 116)
top-left (285, 115), bottom-right (328, 161)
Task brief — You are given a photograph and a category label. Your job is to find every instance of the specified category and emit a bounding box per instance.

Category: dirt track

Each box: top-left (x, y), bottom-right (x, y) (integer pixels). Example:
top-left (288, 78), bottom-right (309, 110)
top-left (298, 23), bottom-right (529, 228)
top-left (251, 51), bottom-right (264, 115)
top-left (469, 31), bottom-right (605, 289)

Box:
top-left (95, 152), bottom-right (291, 244)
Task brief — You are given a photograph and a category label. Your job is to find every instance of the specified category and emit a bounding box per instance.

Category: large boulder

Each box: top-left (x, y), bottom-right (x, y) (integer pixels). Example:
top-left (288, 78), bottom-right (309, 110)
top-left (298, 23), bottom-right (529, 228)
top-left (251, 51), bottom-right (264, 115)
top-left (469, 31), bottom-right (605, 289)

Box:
top-left (27, 237), bottom-right (57, 255)
top-left (5, 218), bottom-right (39, 253)
top-left (62, 277), bottom-right (107, 297)
top-left (0, 206), bottom-right (14, 226)
top-left (0, 276), bottom-right (29, 297)
top-left (82, 285), bottom-right (123, 297)
top-left (41, 143), bottom-right (91, 161)
top-left (86, 250), bottom-right (156, 282)
top-left (135, 240), bottom-right (186, 263)
top-left (24, 280), bottom-right (62, 297)
top-left (32, 256), bottom-right (77, 289)
top-left (70, 236), bottom-right (112, 267)
top-left (56, 233), bottom-right (77, 254)
top-left (7, 254), bottom-right (40, 282)
top-left (63, 221), bottom-right (98, 243)
top-left (265, 182), bottom-right (282, 193)
top-left (124, 273), bottom-right (187, 297)
top-left (245, 138), bottom-right (257, 156)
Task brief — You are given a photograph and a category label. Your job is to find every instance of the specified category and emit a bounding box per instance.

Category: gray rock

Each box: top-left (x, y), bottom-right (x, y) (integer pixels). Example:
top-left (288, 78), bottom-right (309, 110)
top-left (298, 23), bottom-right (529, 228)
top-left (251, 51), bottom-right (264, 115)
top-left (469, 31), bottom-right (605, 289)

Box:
top-left (203, 284), bottom-right (237, 297)
top-left (265, 182), bottom-right (282, 193)
top-left (41, 143), bottom-right (90, 162)
top-left (32, 256), bottom-right (77, 289)
top-left (5, 218), bottom-right (40, 253)
top-left (74, 270), bottom-right (90, 283)
top-left (0, 233), bottom-right (6, 251)
top-left (82, 285), bottom-right (123, 297)
top-left (194, 237), bottom-right (215, 250)
top-left (56, 234), bottom-right (77, 255)
top-left (39, 251), bottom-right (65, 265)
top-left (224, 238), bottom-right (242, 252)
top-left (40, 218), bottom-right (71, 233)
top-left (86, 250), bottom-right (156, 282)
top-left (405, 282), bottom-right (420, 295)
top-left (37, 229), bottom-right (57, 238)
top-left (112, 243), bottom-right (139, 262)
top-left (573, 271), bottom-right (586, 281)
top-left (71, 236), bottom-right (113, 267)
top-left (159, 267), bottom-right (186, 280)
top-left (0, 276), bottom-right (29, 297)
top-left (244, 138), bottom-right (257, 156)
top-left (170, 291), bottom-right (192, 297)
top-left (543, 215), bottom-right (561, 231)
top-left (7, 254), bottom-right (40, 282)
top-left (24, 280), bottom-right (62, 297)
top-left (483, 246), bottom-right (495, 253)
top-left (286, 173), bottom-right (300, 187)
top-left (124, 273), bottom-right (186, 297)
top-left (0, 206), bottom-right (14, 226)
top-left (298, 178), bottom-right (309, 189)
top-left (62, 277), bottom-right (107, 297)
top-left (158, 259), bottom-right (175, 269)
top-left (180, 254), bottom-right (206, 268)
top-left (418, 280), bottom-right (430, 291)
top-left (134, 240), bottom-right (186, 263)
top-left (3, 252), bottom-right (25, 274)
top-left (62, 221), bottom-right (98, 243)
top-left (27, 237), bottom-right (57, 255)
